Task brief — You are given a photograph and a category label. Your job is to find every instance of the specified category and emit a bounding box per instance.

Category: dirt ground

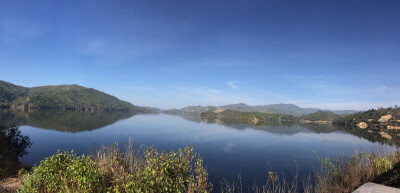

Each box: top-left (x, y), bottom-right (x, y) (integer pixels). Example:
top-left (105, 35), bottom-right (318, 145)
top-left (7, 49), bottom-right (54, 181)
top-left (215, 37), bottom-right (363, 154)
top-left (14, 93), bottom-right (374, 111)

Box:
top-left (0, 175), bottom-right (21, 193)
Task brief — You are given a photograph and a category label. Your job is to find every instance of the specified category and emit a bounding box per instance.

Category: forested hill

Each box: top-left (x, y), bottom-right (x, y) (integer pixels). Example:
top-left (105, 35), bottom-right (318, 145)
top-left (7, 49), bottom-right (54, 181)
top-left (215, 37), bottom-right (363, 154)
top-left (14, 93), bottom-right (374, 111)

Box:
top-left (300, 110), bottom-right (340, 122)
top-left (333, 106), bottom-right (400, 129)
top-left (0, 80), bottom-right (147, 112)
top-left (0, 80), bottom-right (29, 107)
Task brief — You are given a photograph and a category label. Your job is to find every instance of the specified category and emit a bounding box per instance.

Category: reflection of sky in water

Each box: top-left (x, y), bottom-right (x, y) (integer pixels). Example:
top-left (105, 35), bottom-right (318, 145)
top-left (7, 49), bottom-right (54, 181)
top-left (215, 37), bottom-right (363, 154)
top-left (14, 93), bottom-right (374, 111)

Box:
top-left (18, 114), bottom-right (398, 190)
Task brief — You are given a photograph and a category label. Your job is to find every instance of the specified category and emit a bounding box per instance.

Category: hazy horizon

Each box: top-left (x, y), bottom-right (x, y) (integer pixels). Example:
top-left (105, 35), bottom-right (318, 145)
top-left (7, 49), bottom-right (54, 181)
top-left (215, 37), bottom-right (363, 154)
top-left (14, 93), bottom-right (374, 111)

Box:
top-left (1, 1), bottom-right (399, 110)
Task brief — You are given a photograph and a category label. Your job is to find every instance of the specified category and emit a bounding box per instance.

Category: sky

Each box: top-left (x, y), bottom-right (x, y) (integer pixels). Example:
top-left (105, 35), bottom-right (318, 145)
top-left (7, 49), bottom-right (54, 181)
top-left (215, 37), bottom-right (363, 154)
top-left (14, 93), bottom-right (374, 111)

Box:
top-left (1, 0), bottom-right (399, 110)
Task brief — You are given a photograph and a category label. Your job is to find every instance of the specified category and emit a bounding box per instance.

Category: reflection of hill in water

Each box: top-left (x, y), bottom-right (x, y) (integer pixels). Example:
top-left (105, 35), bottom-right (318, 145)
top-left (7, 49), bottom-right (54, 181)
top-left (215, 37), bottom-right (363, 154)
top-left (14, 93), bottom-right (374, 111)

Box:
top-left (299, 123), bottom-right (342, 133)
top-left (222, 123), bottom-right (312, 135)
top-left (178, 114), bottom-right (336, 135)
top-left (0, 110), bottom-right (27, 128)
top-left (0, 111), bottom-right (138, 133)
top-left (335, 126), bottom-right (400, 147)
top-left (176, 114), bottom-right (400, 146)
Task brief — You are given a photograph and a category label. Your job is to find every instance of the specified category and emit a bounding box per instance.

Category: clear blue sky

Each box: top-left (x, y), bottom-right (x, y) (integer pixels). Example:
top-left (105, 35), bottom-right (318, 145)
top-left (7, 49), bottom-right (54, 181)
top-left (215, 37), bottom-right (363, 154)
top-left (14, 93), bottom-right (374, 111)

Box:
top-left (1, 0), bottom-right (399, 110)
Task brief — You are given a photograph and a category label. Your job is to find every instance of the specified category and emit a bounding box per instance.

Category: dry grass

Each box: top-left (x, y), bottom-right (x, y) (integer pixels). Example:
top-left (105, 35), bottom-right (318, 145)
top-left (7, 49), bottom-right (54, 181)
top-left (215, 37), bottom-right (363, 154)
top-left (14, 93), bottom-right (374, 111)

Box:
top-left (304, 150), bottom-right (400, 193)
top-left (220, 151), bottom-right (400, 193)
top-left (220, 167), bottom-right (298, 193)
top-left (92, 138), bottom-right (145, 190)
top-left (93, 138), bottom-right (144, 173)
top-left (0, 175), bottom-right (22, 193)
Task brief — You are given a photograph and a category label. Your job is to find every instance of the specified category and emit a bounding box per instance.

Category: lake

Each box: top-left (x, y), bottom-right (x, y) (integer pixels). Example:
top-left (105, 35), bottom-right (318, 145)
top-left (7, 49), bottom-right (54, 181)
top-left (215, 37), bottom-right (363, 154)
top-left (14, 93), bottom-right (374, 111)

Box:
top-left (1, 111), bottom-right (399, 191)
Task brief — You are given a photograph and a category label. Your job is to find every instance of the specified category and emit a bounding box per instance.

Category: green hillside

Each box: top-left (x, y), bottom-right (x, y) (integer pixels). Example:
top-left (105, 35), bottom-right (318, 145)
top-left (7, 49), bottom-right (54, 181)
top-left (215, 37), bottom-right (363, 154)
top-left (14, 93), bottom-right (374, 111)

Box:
top-left (201, 109), bottom-right (298, 125)
top-left (0, 81), bottom-right (146, 112)
top-left (220, 103), bottom-right (253, 111)
top-left (14, 84), bottom-right (135, 111)
top-left (164, 105), bottom-right (217, 115)
top-left (301, 110), bottom-right (340, 122)
top-left (333, 106), bottom-right (400, 129)
top-left (253, 104), bottom-right (318, 116)
top-left (0, 81), bottom-right (29, 108)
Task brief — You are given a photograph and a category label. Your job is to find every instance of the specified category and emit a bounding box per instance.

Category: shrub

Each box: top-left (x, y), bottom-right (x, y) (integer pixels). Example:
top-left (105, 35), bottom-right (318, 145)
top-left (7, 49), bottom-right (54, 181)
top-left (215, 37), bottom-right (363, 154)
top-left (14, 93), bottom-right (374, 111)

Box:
top-left (372, 155), bottom-right (393, 175)
top-left (18, 150), bottom-right (101, 193)
top-left (125, 146), bottom-right (212, 193)
top-left (19, 143), bottom-right (212, 193)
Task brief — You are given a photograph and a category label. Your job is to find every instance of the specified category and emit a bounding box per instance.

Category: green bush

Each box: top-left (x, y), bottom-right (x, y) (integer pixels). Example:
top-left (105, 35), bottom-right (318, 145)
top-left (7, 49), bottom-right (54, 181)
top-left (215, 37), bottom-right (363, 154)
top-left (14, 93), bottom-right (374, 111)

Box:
top-left (373, 156), bottom-right (393, 175)
top-left (18, 150), bottom-right (101, 193)
top-left (19, 145), bottom-right (212, 193)
top-left (125, 146), bottom-right (212, 193)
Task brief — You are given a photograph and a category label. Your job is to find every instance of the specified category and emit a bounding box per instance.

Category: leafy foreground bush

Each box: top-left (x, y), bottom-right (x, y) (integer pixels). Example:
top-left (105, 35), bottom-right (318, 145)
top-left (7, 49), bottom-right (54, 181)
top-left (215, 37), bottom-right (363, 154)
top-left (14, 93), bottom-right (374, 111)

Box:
top-left (18, 151), bottom-right (101, 192)
top-left (18, 144), bottom-right (212, 193)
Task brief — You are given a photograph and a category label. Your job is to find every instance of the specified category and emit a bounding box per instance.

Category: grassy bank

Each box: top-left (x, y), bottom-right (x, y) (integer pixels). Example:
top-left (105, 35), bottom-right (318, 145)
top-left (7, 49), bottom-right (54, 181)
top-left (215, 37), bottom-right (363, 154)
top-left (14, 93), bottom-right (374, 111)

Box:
top-left (303, 150), bottom-right (400, 193)
top-left (13, 142), bottom-right (400, 193)
top-left (219, 150), bottom-right (400, 193)
top-left (18, 141), bottom-right (212, 193)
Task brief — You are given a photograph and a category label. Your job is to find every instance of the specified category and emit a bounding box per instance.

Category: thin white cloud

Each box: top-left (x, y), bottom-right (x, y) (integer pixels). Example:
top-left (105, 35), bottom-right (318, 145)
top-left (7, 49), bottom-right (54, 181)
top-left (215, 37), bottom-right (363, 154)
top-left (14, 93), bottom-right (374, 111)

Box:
top-left (0, 17), bottom-right (43, 44)
top-left (283, 74), bottom-right (400, 104)
top-left (75, 37), bottom-right (174, 65)
top-left (119, 79), bottom-right (400, 110)
top-left (286, 100), bottom-right (399, 111)
top-left (227, 81), bottom-right (239, 90)
top-left (122, 86), bottom-right (161, 92)
top-left (163, 85), bottom-right (259, 108)
top-left (77, 38), bottom-right (109, 56)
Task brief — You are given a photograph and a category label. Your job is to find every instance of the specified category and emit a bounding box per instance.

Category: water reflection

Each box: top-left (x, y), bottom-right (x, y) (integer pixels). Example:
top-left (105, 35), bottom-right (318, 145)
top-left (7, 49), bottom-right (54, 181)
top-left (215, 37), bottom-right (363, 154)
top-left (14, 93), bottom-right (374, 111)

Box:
top-left (0, 110), bottom-right (139, 132)
top-left (2, 112), bottom-right (398, 190)
top-left (0, 110), bottom-right (145, 178)
top-left (178, 114), bottom-right (400, 146)
top-left (1, 110), bottom-right (398, 146)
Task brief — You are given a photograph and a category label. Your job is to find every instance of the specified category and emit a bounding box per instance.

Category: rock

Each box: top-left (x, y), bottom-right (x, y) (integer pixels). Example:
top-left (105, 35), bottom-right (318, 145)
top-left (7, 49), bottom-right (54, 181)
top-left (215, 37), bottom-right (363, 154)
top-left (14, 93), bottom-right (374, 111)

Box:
top-left (213, 108), bottom-right (224, 113)
top-left (352, 182), bottom-right (400, 193)
top-left (379, 114), bottom-right (393, 123)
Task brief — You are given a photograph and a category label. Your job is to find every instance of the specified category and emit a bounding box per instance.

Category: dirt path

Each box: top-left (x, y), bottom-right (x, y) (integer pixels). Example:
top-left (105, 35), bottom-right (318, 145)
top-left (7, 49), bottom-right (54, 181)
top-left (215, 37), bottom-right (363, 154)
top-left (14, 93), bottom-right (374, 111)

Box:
top-left (0, 175), bottom-right (21, 193)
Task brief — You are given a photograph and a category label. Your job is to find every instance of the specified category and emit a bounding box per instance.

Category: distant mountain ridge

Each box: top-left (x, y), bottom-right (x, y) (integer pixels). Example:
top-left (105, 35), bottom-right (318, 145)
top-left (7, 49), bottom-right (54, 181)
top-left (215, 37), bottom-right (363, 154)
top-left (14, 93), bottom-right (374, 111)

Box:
top-left (164, 103), bottom-right (357, 116)
top-left (0, 80), bottom-right (152, 112)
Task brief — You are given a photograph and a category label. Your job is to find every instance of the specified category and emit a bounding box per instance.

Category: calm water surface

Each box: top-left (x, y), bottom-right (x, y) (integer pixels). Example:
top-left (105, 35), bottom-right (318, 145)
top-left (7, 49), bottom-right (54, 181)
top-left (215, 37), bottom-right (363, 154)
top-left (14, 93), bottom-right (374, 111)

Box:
top-left (5, 112), bottom-right (398, 190)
